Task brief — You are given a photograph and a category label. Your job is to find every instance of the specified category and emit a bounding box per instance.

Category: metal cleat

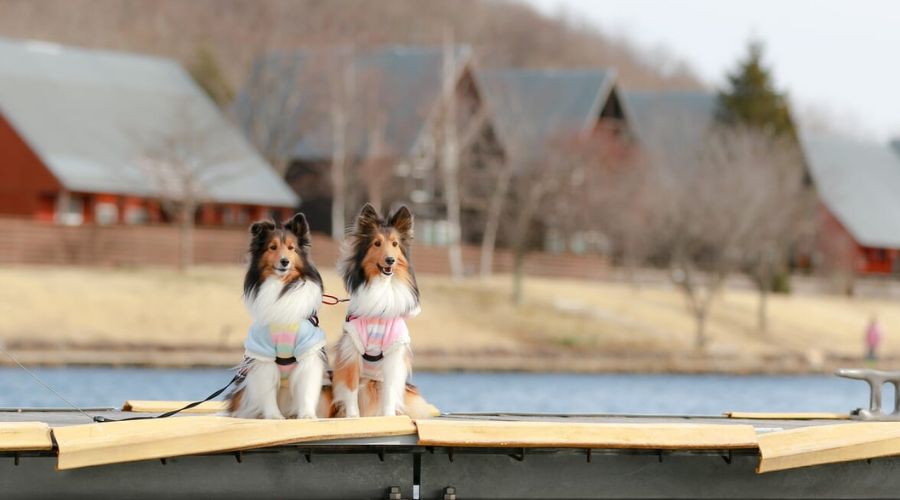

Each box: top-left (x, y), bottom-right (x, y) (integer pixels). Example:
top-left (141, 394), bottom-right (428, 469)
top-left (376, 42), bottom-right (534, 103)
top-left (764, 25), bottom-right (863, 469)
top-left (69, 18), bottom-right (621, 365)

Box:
top-left (443, 486), bottom-right (457, 500)
top-left (387, 486), bottom-right (404, 500)
top-left (836, 368), bottom-right (900, 420)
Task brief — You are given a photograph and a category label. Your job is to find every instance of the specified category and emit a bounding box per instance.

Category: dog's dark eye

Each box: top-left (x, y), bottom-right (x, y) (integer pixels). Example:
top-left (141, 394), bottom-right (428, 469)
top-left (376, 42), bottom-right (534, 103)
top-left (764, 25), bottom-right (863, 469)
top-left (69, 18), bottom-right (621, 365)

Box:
top-left (269, 245), bottom-right (277, 251)
top-left (287, 245), bottom-right (294, 251)
top-left (392, 241), bottom-right (398, 247)
top-left (374, 240), bottom-right (382, 247)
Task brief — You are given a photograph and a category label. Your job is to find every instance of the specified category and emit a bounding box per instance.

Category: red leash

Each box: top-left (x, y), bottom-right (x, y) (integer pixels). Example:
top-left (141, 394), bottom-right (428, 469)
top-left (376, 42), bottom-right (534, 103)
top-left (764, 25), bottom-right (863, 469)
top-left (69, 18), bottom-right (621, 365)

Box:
top-left (321, 294), bottom-right (349, 306)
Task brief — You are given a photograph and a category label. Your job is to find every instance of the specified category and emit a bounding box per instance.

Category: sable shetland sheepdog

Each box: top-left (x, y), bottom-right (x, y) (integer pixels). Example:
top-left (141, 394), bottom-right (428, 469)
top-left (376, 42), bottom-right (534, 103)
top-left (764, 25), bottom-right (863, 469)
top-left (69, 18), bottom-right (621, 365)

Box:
top-left (328, 203), bottom-right (435, 418)
top-left (228, 213), bottom-right (329, 419)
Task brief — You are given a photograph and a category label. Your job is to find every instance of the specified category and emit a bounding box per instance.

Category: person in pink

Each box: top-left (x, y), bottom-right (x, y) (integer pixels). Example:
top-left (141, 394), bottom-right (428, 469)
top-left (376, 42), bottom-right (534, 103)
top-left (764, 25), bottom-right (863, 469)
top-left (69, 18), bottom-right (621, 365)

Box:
top-left (865, 315), bottom-right (884, 361)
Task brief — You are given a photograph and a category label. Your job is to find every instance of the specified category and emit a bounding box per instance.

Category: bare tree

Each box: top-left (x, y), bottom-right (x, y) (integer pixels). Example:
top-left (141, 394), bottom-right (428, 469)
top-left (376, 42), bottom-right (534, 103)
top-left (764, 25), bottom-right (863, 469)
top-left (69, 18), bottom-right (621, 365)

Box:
top-left (438, 30), bottom-right (465, 280)
top-left (357, 113), bottom-right (393, 212)
top-left (738, 135), bottom-right (811, 333)
top-left (547, 126), bottom-right (647, 281)
top-left (139, 101), bottom-right (248, 271)
top-left (477, 158), bottom-right (512, 277)
top-left (470, 78), bottom-right (536, 280)
top-left (504, 133), bottom-right (589, 304)
top-left (235, 54), bottom-right (325, 176)
top-left (644, 125), bottom-right (808, 349)
top-left (329, 50), bottom-right (355, 239)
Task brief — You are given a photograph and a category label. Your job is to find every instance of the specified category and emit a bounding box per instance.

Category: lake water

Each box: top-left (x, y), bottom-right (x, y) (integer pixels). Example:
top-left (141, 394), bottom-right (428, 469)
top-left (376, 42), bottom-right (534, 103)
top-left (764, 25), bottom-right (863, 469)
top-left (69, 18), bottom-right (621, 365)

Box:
top-left (0, 367), bottom-right (883, 415)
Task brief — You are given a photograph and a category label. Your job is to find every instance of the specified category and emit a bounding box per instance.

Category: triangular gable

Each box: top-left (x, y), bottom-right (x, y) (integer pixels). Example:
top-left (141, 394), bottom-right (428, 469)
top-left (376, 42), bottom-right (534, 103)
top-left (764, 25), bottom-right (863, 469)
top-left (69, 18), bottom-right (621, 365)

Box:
top-left (476, 68), bottom-right (618, 159)
top-left (238, 45), bottom-right (474, 163)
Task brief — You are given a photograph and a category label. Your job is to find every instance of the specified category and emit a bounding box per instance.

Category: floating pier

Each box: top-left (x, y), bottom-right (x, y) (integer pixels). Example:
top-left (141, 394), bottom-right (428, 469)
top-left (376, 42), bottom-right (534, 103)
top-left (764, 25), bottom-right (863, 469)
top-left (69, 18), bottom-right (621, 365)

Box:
top-left (4, 404), bottom-right (900, 499)
top-left (6, 369), bottom-right (900, 498)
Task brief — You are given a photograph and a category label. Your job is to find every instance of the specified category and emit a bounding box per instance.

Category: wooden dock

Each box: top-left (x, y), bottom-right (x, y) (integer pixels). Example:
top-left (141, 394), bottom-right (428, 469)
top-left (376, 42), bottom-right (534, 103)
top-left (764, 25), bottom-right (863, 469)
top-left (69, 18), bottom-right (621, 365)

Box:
top-left (4, 405), bottom-right (900, 499)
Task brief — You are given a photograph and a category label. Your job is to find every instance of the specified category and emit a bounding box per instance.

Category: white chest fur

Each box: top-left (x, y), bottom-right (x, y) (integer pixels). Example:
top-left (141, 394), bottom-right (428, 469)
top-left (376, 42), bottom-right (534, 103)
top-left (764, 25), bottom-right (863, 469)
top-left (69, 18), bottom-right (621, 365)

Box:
top-left (349, 276), bottom-right (420, 318)
top-left (245, 277), bottom-right (322, 324)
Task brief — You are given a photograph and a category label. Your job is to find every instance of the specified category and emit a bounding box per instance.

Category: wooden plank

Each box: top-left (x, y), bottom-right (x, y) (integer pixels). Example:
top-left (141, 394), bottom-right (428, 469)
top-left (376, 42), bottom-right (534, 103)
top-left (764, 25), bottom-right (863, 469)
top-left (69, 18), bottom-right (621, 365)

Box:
top-left (0, 422), bottom-right (53, 451)
top-left (122, 400), bottom-right (228, 414)
top-left (758, 422), bottom-right (900, 473)
top-left (725, 412), bottom-right (849, 420)
top-left (416, 419), bottom-right (759, 449)
top-left (54, 415), bottom-right (416, 470)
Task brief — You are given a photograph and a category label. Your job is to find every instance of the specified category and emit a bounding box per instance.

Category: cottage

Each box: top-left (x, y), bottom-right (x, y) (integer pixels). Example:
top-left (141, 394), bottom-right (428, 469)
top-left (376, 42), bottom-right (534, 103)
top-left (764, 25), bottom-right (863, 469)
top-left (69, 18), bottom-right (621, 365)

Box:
top-left (476, 68), bottom-right (635, 251)
top-left (0, 38), bottom-right (296, 226)
top-left (236, 45), bottom-right (496, 241)
top-left (801, 132), bottom-right (900, 275)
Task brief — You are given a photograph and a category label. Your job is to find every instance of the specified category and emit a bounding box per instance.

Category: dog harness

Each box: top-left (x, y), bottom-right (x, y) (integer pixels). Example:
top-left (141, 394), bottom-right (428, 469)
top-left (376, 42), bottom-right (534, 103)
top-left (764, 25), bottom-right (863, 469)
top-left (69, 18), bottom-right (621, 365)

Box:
top-left (344, 316), bottom-right (411, 381)
top-left (244, 318), bottom-right (326, 386)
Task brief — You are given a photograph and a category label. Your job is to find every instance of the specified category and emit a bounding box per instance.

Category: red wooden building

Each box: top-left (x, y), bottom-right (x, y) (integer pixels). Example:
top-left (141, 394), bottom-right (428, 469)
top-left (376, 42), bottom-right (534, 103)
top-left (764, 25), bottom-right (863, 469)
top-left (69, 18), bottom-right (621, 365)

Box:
top-left (0, 38), bottom-right (296, 226)
top-left (802, 132), bottom-right (900, 275)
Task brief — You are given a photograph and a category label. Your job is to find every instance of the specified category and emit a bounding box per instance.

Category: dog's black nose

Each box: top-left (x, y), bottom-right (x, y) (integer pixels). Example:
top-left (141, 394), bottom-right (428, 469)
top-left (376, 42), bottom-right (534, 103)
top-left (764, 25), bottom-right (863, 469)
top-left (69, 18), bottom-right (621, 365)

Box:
top-left (279, 258), bottom-right (290, 267)
top-left (384, 257), bottom-right (396, 266)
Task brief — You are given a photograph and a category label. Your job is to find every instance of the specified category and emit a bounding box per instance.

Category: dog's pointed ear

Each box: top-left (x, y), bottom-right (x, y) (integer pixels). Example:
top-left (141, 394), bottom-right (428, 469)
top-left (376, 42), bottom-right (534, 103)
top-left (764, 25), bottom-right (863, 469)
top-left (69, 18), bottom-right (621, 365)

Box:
top-left (355, 203), bottom-right (381, 233)
top-left (285, 213), bottom-right (311, 247)
top-left (249, 220), bottom-right (275, 238)
top-left (389, 205), bottom-right (414, 237)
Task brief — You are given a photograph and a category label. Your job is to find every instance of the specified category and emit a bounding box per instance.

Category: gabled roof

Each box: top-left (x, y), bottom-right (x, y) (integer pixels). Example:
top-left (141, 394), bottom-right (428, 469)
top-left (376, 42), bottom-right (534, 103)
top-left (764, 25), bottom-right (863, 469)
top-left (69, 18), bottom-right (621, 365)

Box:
top-left (0, 38), bottom-right (297, 206)
top-left (236, 46), bottom-right (472, 161)
top-left (622, 91), bottom-right (717, 155)
top-left (476, 68), bottom-right (617, 157)
top-left (801, 132), bottom-right (900, 249)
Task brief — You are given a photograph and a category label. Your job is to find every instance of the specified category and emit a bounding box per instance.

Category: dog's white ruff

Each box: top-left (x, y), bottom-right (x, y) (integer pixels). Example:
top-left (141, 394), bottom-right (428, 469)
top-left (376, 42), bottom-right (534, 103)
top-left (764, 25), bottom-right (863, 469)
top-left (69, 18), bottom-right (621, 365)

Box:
top-left (245, 277), bottom-right (322, 325)
top-left (348, 275), bottom-right (420, 319)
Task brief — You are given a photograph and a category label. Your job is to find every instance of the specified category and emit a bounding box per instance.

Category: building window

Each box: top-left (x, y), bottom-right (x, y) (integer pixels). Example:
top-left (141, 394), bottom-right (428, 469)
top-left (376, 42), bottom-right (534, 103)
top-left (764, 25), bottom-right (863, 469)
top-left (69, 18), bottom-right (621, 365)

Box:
top-left (223, 206), bottom-right (236, 225)
top-left (236, 207), bottom-right (250, 225)
top-left (56, 194), bottom-right (84, 225)
top-left (124, 206), bottom-right (149, 224)
top-left (95, 202), bottom-right (118, 225)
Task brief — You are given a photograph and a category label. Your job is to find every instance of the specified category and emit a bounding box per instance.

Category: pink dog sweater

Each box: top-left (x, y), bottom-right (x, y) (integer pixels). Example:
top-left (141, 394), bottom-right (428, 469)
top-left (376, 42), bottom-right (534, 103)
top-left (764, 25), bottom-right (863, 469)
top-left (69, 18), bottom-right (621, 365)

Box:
top-left (344, 316), bottom-right (410, 381)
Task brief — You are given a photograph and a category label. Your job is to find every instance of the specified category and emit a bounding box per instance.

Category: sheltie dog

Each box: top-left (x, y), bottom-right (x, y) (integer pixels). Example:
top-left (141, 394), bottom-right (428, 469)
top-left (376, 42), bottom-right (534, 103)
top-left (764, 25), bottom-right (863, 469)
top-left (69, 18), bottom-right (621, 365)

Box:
top-left (228, 213), bottom-right (328, 419)
top-left (328, 203), bottom-right (435, 418)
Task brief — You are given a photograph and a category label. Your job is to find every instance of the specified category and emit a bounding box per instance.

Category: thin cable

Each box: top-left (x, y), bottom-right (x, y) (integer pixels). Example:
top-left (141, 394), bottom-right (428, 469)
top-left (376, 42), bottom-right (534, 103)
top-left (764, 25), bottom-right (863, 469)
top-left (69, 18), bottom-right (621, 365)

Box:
top-left (0, 342), bottom-right (94, 421)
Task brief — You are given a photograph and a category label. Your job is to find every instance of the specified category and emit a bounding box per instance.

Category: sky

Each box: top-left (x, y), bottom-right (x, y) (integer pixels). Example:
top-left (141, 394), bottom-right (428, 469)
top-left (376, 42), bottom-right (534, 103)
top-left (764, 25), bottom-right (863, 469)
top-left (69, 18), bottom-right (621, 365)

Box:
top-left (522, 0), bottom-right (900, 141)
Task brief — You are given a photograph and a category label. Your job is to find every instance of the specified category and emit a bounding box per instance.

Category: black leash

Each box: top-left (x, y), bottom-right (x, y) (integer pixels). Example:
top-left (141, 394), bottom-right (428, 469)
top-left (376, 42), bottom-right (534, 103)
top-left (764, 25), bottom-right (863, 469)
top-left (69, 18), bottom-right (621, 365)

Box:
top-left (93, 310), bottom-right (337, 423)
top-left (93, 373), bottom-right (242, 423)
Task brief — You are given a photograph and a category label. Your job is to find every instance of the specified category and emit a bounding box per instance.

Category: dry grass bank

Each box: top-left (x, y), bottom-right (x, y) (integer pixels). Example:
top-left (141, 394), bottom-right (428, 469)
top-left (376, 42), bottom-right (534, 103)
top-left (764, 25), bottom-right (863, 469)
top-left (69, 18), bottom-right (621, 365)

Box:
top-left (1, 265), bottom-right (899, 371)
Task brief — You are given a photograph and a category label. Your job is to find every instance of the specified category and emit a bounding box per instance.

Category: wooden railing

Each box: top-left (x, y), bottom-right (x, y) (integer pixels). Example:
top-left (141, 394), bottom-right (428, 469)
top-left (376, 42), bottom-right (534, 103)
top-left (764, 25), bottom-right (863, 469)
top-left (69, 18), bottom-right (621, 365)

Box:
top-left (0, 217), bottom-right (608, 279)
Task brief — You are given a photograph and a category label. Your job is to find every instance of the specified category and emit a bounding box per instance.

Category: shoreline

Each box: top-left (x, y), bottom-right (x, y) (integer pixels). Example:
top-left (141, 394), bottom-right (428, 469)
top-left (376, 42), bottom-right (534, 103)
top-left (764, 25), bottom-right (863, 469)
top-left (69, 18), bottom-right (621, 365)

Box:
top-left (0, 343), bottom-right (883, 375)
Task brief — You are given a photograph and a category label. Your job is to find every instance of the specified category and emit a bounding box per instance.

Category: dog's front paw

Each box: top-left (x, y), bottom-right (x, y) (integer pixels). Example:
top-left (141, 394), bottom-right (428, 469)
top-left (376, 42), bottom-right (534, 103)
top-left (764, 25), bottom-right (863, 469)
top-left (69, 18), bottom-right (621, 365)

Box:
top-left (381, 407), bottom-right (402, 417)
top-left (262, 410), bottom-right (285, 420)
top-left (296, 413), bottom-right (318, 420)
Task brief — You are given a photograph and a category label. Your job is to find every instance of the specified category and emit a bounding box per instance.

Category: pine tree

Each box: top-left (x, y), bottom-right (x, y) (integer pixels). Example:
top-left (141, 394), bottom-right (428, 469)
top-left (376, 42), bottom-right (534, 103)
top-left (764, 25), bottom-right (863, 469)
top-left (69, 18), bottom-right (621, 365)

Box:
top-left (717, 41), bottom-right (795, 139)
top-left (719, 41), bottom-right (808, 327)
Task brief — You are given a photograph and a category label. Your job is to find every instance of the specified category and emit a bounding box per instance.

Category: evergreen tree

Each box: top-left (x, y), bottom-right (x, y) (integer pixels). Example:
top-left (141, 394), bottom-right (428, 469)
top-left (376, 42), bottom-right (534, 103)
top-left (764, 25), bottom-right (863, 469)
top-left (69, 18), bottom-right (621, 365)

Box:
top-left (717, 41), bottom-right (795, 139)
top-left (719, 41), bottom-right (810, 321)
top-left (188, 45), bottom-right (234, 109)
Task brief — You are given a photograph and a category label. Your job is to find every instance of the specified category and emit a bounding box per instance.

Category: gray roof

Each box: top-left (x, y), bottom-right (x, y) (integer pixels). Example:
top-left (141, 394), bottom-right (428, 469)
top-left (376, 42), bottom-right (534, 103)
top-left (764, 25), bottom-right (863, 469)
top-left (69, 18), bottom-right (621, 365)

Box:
top-left (801, 132), bottom-right (900, 249)
top-left (0, 38), bottom-right (297, 207)
top-left (476, 69), bottom-right (616, 157)
top-left (622, 91), bottom-right (718, 156)
top-left (236, 46), bottom-right (471, 161)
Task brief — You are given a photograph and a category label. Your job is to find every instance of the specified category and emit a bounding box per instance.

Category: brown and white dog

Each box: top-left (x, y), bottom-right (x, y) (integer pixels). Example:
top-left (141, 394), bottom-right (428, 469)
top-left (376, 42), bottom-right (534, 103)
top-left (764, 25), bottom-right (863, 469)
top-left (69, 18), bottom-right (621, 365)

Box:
top-left (328, 204), bottom-right (434, 418)
top-left (228, 213), bottom-right (328, 419)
